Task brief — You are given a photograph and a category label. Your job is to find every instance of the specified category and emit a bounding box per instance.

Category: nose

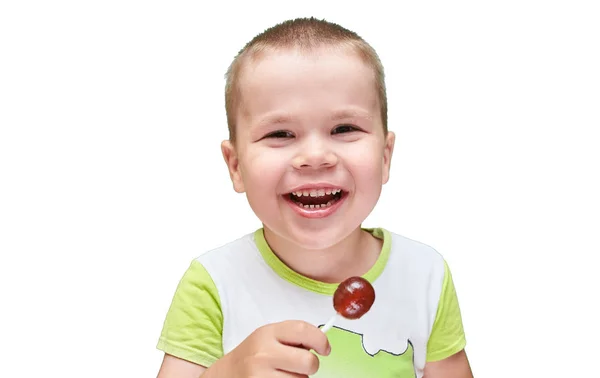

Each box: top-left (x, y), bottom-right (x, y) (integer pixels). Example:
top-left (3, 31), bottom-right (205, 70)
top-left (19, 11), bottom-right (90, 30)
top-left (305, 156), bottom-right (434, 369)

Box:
top-left (291, 137), bottom-right (338, 170)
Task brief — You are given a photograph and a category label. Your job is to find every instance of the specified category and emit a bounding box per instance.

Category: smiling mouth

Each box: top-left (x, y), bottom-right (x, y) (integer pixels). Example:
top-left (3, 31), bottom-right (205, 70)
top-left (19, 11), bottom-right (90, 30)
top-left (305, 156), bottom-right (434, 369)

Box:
top-left (287, 189), bottom-right (345, 209)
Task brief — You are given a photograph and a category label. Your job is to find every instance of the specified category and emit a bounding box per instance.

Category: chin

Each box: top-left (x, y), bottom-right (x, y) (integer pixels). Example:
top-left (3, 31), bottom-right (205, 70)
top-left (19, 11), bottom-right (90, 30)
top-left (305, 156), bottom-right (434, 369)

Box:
top-left (285, 222), bottom-right (360, 251)
top-left (257, 197), bottom-right (376, 250)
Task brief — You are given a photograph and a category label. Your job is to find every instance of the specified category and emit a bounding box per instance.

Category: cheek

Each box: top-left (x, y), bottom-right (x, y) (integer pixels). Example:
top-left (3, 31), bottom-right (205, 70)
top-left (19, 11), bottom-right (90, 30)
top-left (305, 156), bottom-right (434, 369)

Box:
top-left (240, 150), bottom-right (288, 192)
top-left (344, 145), bottom-right (384, 181)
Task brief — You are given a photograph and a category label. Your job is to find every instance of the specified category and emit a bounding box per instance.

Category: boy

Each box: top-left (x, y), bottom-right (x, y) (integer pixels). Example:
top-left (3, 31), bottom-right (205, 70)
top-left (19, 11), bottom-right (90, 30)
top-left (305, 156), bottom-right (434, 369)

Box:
top-left (156, 17), bottom-right (473, 378)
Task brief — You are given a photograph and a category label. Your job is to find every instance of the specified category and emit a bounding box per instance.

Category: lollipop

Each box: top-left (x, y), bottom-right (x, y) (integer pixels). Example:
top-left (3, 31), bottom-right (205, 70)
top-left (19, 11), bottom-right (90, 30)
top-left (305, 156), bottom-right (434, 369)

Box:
top-left (321, 276), bottom-right (375, 333)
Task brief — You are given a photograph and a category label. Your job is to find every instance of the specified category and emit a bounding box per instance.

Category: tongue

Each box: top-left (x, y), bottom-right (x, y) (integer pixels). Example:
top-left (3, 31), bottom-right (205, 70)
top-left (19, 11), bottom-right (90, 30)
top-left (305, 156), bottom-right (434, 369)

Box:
top-left (295, 193), bottom-right (335, 206)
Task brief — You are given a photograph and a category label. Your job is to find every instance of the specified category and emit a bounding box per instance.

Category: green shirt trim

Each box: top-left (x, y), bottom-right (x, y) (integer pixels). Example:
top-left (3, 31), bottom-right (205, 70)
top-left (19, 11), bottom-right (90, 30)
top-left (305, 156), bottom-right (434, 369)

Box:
top-left (253, 227), bottom-right (391, 295)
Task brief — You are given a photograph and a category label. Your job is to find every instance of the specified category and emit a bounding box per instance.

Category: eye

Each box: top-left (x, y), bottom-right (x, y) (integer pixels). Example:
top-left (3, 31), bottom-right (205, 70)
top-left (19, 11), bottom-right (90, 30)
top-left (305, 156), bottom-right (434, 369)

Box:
top-left (265, 130), bottom-right (294, 139)
top-left (331, 124), bottom-right (359, 135)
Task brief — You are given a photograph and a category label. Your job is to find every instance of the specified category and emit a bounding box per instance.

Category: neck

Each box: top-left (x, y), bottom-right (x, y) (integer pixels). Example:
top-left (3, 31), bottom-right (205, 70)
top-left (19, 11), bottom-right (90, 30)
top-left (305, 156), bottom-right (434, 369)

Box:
top-left (262, 226), bottom-right (382, 283)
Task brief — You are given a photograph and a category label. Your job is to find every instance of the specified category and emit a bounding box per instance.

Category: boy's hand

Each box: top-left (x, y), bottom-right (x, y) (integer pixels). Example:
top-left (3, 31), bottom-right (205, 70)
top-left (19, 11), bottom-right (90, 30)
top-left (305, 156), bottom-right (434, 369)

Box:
top-left (208, 320), bottom-right (331, 377)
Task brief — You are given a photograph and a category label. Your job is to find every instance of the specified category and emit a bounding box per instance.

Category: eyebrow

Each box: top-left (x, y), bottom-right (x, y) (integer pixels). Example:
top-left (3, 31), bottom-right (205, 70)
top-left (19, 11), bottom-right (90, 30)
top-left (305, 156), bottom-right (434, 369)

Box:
top-left (256, 113), bottom-right (293, 127)
top-left (329, 108), bottom-right (373, 121)
top-left (256, 108), bottom-right (373, 128)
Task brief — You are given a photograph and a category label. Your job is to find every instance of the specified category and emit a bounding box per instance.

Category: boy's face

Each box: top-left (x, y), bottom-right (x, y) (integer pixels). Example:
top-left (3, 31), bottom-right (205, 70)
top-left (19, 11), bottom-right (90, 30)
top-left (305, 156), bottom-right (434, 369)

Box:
top-left (222, 47), bottom-right (395, 250)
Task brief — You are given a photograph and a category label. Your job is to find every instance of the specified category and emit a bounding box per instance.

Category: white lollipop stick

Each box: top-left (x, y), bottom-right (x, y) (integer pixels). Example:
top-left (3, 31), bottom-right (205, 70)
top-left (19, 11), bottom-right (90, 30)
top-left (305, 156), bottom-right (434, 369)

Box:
top-left (321, 313), bottom-right (339, 333)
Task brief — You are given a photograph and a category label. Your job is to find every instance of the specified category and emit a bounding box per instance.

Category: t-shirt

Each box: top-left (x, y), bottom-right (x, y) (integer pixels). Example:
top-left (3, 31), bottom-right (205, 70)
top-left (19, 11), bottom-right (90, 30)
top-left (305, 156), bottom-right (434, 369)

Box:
top-left (157, 228), bottom-right (466, 377)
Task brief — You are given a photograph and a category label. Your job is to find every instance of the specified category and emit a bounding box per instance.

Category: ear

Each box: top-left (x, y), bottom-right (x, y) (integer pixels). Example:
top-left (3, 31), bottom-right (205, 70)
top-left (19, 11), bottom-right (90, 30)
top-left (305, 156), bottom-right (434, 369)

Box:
top-left (382, 131), bottom-right (395, 185)
top-left (221, 140), bottom-right (245, 193)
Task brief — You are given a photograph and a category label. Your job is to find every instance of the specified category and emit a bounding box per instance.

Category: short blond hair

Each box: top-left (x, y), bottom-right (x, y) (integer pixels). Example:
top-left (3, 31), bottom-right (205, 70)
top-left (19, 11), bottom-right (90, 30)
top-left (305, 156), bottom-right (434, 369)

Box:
top-left (224, 17), bottom-right (387, 142)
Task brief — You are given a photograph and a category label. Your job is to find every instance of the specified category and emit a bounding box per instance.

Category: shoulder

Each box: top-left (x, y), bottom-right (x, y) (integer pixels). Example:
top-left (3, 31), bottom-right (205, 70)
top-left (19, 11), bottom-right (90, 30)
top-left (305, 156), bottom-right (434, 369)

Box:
top-left (377, 228), bottom-right (449, 307)
top-left (171, 230), bottom-right (264, 299)
top-left (382, 228), bottom-right (446, 272)
top-left (186, 229), bottom-right (275, 297)
top-left (194, 230), bottom-right (260, 266)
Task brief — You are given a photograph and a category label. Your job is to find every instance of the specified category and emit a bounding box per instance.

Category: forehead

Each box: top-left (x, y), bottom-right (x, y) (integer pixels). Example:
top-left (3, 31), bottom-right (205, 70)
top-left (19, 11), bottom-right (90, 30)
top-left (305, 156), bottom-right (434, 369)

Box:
top-left (236, 46), bottom-right (380, 125)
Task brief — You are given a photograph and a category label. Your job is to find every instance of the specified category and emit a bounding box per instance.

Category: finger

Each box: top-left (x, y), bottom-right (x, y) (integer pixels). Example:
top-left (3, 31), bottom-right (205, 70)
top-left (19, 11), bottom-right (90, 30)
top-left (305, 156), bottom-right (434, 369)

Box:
top-left (274, 370), bottom-right (308, 378)
top-left (276, 321), bottom-right (331, 356)
top-left (273, 344), bottom-right (320, 376)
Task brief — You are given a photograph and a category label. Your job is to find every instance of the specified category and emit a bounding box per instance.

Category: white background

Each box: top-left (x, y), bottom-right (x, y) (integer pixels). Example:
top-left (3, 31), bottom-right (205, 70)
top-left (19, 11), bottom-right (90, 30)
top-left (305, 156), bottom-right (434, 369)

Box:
top-left (1, 1), bottom-right (599, 377)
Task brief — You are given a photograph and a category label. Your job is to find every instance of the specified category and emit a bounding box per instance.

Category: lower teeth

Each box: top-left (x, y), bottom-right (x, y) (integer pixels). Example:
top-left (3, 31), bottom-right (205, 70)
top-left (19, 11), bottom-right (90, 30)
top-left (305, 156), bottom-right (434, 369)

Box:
top-left (295, 199), bottom-right (337, 209)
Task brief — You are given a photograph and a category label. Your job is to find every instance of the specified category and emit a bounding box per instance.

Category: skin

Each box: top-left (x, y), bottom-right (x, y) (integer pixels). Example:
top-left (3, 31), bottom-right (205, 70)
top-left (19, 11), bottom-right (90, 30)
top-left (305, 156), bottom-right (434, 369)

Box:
top-left (159, 321), bottom-right (331, 378)
top-left (424, 350), bottom-right (474, 378)
top-left (157, 46), bottom-right (473, 378)
top-left (224, 47), bottom-right (394, 283)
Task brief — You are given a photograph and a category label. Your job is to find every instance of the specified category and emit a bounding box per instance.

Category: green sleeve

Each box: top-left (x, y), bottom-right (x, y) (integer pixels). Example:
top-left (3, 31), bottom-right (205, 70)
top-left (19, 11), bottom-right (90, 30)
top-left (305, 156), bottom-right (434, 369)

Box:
top-left (157, 260), bottom-right (224, 367)
top-left (426, 260), bottom-right (467, 362)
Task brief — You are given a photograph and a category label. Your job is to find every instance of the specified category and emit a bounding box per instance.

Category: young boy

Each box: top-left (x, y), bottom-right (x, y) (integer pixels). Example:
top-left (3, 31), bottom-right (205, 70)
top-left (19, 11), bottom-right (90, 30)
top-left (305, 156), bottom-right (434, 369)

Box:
top-left (156, 17), bottom-right (473, 378)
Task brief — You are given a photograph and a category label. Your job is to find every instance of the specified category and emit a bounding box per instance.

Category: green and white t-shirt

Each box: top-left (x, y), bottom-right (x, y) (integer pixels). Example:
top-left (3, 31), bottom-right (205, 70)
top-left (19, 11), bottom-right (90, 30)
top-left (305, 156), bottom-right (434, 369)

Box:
top-left (157, 228), bottom-right (466, 378)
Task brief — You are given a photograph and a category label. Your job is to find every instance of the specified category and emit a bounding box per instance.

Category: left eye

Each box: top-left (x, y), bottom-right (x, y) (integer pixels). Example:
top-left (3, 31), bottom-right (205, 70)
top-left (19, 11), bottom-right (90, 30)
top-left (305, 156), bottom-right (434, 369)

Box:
top-left (332, 124), bottom-right (358, 134)
top-left (265, 130), bottom-right (294, 138)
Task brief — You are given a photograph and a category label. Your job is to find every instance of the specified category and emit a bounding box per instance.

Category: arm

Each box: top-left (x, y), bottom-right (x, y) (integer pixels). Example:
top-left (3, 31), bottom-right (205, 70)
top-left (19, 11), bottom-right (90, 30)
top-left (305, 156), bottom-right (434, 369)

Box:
top-left (157, 354), bottom-right (207, 378)
top-left (423, 349), bottom-right (474, 378)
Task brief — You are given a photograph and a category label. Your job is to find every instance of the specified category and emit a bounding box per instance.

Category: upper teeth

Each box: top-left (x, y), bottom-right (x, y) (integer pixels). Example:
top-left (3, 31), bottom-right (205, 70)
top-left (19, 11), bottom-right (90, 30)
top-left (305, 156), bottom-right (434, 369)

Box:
top-left (293, 189), bottom-right (341, 197)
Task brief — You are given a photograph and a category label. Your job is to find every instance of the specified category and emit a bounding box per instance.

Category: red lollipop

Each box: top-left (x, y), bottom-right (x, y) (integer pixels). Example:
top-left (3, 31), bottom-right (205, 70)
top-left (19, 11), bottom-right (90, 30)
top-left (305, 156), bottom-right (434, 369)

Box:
top-left (333, 276), bottom-right (376, 319)
top-left (321, 276), bottom-right (376, 333)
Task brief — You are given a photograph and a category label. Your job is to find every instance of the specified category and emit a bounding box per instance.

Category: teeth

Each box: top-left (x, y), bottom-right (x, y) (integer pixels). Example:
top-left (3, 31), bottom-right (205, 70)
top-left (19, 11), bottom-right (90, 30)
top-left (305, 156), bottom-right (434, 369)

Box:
top-left (292, 188), bottom-right (342, 197)
top-left (293, 197), bottom-right (340, 210)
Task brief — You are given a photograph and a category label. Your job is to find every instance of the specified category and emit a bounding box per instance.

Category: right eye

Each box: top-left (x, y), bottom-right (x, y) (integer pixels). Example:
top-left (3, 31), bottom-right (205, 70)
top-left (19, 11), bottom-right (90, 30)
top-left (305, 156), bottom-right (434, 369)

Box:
top-left (265, 130), bottom-right (294, 139)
